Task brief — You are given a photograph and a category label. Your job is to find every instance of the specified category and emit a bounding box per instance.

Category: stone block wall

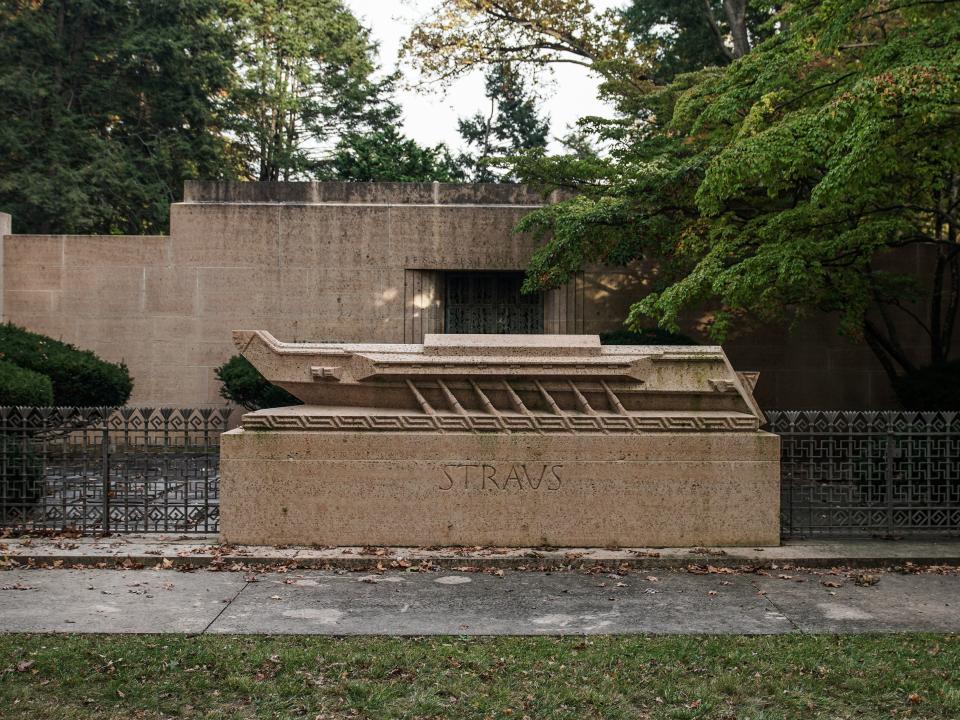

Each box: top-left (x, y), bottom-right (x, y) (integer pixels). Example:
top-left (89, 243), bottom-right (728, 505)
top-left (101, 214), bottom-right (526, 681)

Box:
top-left (0, 212), bottom-right (9, 319)
top-left (0, 181), bottom-right (929, 409)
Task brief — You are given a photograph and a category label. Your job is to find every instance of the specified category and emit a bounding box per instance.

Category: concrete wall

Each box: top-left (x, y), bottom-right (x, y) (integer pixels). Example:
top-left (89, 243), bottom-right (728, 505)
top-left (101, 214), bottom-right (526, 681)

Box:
top-left (0, 181), bottom-right (920, 409)
top-left (0, 212), bottom-right (9, 320)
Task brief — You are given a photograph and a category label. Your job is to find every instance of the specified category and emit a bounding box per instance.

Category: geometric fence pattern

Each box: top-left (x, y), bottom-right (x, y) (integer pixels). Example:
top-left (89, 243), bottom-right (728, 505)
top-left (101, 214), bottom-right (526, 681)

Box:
top-left (769, 411), bottom-right (960, 538)
top-left (0, 407), bottom-right (230, 534)
top-left (3, 407), bottom-right (958, 538)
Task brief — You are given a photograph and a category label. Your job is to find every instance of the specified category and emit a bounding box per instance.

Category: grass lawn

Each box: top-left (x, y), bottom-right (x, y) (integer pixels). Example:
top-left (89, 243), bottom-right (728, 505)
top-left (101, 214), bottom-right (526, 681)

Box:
top-left (0, 634), bottom-right (957, 719)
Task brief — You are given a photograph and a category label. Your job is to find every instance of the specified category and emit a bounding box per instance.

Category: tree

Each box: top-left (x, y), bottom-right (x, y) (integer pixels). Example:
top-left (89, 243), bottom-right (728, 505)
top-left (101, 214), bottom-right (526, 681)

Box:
top-left (402, 0), bottom-right (653, 97)
top-left (457, 63), bottom-right (550, 181)
top-left (0, 0), bottom-right (239, 234)
top-left (621, 0), bottom-right (778, 81)
top-left (321, 78), bottom-right (465, 182)
top-left (556, 125), bottom-right (601, 162)
top-left (513, 0), bottom-right (960, 405)
top-left (216, 355), bottom-right (299, 410)
top-left (324, 125), bottom-right (464, 182)
top-left (227, 0), bottom-right (381, 181)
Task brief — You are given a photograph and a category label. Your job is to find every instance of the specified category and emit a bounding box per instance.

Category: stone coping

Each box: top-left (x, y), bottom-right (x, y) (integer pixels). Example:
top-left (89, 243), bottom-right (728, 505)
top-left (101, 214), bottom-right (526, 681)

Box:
top-left (4, 535), bottom-right (959, 570)
top-left (182, 180), bottom-right (560, 206)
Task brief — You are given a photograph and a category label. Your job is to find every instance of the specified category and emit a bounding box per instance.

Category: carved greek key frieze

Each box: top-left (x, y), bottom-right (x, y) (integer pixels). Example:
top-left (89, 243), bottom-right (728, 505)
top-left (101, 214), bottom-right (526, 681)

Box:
top-left (242, 412), bottom-right (759, 433)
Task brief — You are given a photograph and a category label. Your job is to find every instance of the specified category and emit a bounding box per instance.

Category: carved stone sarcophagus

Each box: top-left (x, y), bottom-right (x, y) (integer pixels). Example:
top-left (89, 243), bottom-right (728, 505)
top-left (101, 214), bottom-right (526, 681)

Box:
top-left (220, 333), bottom-right (780, 547)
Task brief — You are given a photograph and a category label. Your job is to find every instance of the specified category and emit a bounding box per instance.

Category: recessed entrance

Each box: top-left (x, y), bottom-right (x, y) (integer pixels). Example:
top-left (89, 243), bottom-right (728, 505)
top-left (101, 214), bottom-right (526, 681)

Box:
top-left (444, 271), bottom-right (544, 334)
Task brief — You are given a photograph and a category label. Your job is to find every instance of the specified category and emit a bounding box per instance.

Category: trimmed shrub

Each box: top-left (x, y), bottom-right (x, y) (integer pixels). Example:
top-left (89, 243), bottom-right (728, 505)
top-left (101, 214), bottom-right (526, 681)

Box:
top-left (892, 360), bottom-right (960, 411)
top-left (600, 328), bottom-right (697, 345)
top-left (216, 355), bottom-right (301, 410)
top-left (0, 359), bottom-right (54, 405)
top-left (0, 357), bottom-right (53, 510)
top-left (0, 323), bottom-right (132, 406)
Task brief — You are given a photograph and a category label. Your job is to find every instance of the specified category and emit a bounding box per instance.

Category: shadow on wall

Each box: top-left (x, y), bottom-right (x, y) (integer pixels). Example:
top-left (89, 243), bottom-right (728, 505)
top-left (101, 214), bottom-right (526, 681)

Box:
top-left (580, 264), bottom-right (912, 410)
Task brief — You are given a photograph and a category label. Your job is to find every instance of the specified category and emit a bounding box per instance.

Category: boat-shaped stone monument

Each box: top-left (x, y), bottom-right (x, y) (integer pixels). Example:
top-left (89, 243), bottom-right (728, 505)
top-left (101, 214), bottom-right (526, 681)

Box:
top-left (220, 331), bottom-right (780, 546)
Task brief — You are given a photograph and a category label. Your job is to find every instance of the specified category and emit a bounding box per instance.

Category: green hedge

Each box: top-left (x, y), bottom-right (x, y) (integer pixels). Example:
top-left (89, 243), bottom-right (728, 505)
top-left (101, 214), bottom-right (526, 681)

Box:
top-left (0, 323), bottom-right (132, 406)
top-left (216, 355), bottom-right (301, 411)
top-left (0, 359), bottom-right (55, 406)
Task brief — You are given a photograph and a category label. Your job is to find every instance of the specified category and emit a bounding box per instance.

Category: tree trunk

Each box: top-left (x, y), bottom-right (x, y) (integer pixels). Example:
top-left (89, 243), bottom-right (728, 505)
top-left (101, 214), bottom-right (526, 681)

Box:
top-left (723, 0), bottom-right (751, 58)
top-left (864, 315), bottom-right (917, 387)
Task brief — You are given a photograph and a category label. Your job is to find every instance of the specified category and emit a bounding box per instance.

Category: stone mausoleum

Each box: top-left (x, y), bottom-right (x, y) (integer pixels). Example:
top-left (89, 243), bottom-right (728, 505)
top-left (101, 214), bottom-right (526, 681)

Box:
top-left (0, 181), bottom-right (917, 409)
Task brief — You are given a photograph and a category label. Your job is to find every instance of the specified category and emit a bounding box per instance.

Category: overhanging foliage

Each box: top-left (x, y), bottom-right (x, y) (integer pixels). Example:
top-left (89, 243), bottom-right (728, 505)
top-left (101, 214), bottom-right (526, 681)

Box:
top-left (513, 0), bottom-right (960, 396)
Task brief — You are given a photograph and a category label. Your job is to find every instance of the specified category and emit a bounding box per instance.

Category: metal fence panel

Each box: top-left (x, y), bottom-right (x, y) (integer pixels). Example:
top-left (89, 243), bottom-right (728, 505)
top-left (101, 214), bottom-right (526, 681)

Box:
top-left (770, 410), bottom-right (960, 538)
top-left (4, 407), bottom-right (959, 538)
top-left (0, 407), bottom-right (230, 534)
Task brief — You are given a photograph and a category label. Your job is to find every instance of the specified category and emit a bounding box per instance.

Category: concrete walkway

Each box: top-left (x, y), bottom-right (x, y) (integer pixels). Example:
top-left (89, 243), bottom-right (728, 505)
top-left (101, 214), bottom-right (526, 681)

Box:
top-left (1, 566), bottom-right (958, 635)
top-left (4, 534), bottom-right (960, 569)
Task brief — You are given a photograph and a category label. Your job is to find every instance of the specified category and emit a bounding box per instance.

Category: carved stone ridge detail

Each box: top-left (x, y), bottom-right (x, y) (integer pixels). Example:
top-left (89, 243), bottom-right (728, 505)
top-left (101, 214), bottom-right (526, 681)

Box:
top-left (311, 366), bottom-right (343, 381)
top-left (234, 331), bottom-right (768, 432)
top-left (242, 412), bottom-right (759, 433)
top-left (708, 379), bottom-right (738, 393)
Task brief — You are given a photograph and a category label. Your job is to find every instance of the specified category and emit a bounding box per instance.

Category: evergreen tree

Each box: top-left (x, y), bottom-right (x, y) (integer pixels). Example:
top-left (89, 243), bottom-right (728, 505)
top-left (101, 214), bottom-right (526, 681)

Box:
top-left (321, 76), bottom-right (464, 182)
top-left (0, 0), bottom-right (239, 234)
top-left (324, 125), bottom-right (464, 183)
top-left (226, 0), bottom-right (380, 182)
top-left (0, 0), bottom-right (397, 231)
top-left (457, 64), bottom-right (549, 182)
top-left (556, 125), bottom-right (600, 162)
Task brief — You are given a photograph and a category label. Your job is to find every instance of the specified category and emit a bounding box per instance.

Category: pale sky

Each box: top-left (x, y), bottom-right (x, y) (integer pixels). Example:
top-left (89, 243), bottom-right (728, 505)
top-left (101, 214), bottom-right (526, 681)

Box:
top-left (343, 0), bottom-right (627, 152)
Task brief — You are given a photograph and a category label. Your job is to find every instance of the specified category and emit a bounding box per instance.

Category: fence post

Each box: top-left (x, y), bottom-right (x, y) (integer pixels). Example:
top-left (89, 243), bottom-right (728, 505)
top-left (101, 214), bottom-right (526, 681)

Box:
top-left (885, 430), bottom-right (896, 538)
top-left (101, 424), bottom-right (111, 535)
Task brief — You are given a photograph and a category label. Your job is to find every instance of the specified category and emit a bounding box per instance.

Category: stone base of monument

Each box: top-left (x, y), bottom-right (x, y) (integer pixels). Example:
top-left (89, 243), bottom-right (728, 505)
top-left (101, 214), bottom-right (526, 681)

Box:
top-left (220, 420), bottom-right (779, 547)
top-left (220, 332), bottom-right (781, 548)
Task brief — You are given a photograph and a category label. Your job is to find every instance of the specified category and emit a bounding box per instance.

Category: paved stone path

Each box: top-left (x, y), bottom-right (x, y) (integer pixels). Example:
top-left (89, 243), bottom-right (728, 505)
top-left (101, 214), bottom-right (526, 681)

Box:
top-left (5, 536), bottom-right (960, 569)
top-left (1, 567), bottom-right (957, 635)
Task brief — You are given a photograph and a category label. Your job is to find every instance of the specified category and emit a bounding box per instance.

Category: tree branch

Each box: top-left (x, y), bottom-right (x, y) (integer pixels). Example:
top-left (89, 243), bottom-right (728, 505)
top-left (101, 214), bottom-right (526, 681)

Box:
top-left (865, 316), bottom-right (915, 374)
top-left (701, 0), bottom-right (734, 61)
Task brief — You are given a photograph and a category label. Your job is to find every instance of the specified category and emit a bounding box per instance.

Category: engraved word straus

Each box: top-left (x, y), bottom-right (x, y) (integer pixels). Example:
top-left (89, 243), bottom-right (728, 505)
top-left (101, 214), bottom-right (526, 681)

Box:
top-left (439, 463), bottom-right (562, 491)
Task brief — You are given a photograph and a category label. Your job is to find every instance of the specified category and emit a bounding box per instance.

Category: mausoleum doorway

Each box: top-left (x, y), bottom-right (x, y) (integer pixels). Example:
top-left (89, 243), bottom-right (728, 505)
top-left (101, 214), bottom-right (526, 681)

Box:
top-left (444, 271), bottom-right (544, 334)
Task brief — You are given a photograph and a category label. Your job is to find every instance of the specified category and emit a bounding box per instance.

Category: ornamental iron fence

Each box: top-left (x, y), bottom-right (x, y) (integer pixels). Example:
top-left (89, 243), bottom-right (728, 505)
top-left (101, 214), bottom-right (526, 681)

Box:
top-left (2, 407), bottom-right (959, 538)
top-left (771, 410), bottom-right (960, 538)
top-left (0, 407), bottom-right (229, 534)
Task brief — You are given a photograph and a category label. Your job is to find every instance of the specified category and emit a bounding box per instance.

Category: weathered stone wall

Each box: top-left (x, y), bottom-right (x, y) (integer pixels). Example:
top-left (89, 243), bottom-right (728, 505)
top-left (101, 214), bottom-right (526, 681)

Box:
top-left (0, 181), bottom-right (923, 409)
top-left (0, 212), bottom-right (10, 320)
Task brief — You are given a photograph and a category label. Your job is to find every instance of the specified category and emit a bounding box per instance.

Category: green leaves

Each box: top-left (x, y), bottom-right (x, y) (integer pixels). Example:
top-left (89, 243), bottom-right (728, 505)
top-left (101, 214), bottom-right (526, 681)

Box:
top-left (226, 0), bottom-right (379, 181)
top-left (0, 0), bottom-right (414, 230)
top-left (322, 124), bottom-right (464, 183)
top-left (215, 354), bottom-right (299, 410)
top-left (515, 0), bottom-right (960, 386)
top-left (0, 323), bottom-right (132, 406)
top-left (0, 0), bottom-right (239, 234)
top-left (457, 64), bottom-right (550, 182)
